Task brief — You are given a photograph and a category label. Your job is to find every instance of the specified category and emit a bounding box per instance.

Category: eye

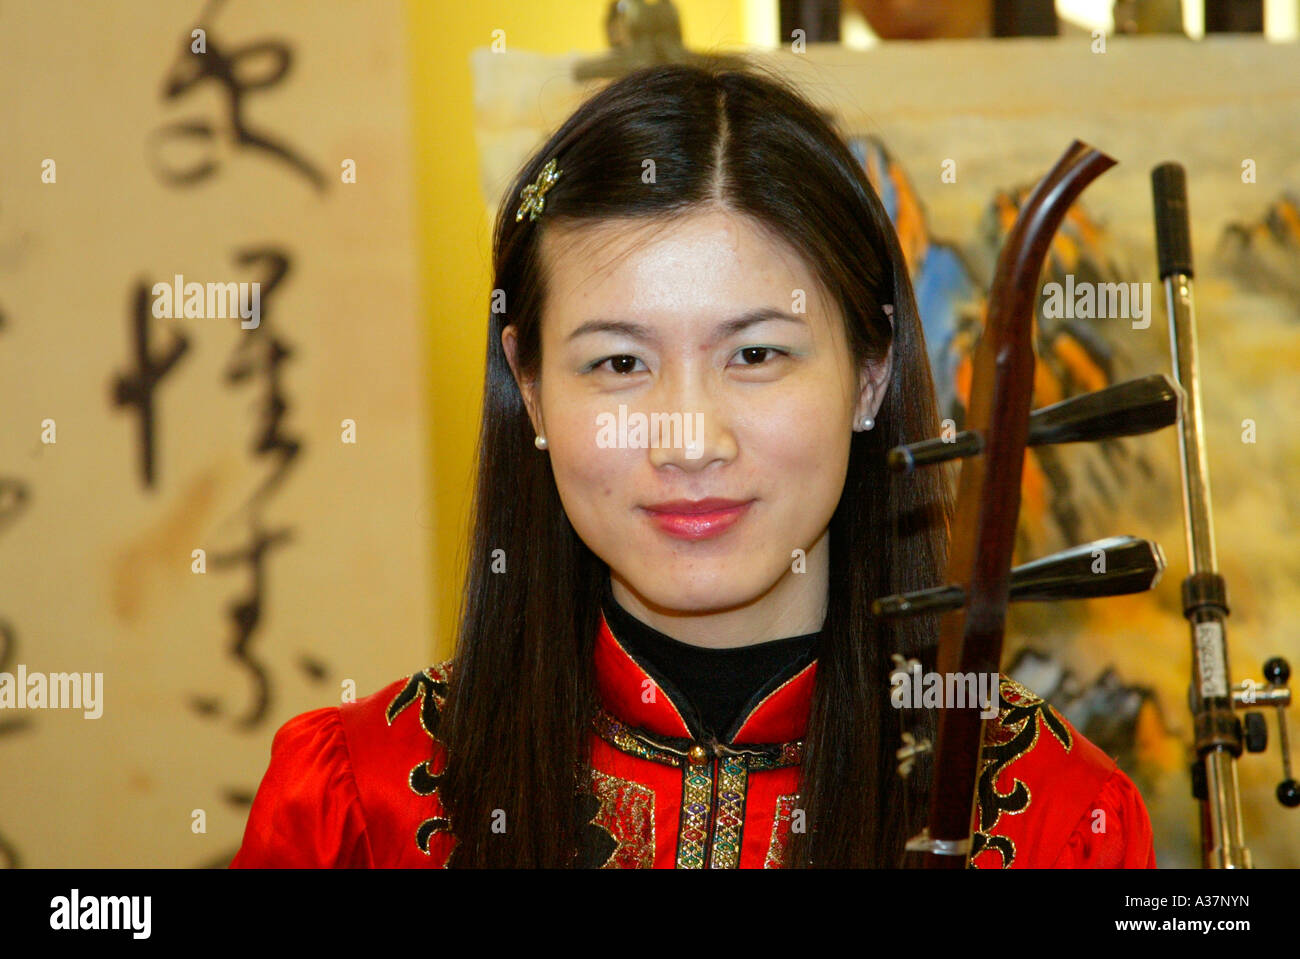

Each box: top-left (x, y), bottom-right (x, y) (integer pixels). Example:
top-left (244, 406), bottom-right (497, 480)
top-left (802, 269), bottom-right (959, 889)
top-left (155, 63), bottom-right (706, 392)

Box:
top-left (731, 346), bottom-right (789, 366)
top-left (589, 354), bottom-right (646, 375)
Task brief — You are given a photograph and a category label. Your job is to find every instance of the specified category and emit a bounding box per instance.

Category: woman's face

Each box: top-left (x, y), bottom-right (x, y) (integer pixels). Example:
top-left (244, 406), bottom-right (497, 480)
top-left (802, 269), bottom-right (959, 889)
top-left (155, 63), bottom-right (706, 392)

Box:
top-left (504, 208), bottom-right (891, 643)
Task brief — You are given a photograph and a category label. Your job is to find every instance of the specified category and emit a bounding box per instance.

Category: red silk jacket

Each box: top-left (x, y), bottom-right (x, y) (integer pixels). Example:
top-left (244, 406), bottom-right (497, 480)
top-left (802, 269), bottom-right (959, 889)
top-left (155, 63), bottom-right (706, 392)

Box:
top-left (231, 610), bottom-right (1157, 868)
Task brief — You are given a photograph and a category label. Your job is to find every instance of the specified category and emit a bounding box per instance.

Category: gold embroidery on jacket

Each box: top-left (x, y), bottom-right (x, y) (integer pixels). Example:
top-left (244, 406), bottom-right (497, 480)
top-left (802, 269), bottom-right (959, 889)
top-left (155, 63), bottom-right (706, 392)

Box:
top-left (592, 709), bottom-right (803, 769)
top-left (709, 754), bottom-right (748, 868)
top-left (387, 662), bottom-right (456, 861)
top-left (586, 769), bottom-right (656, 868)
top-left (764, 794), bottom-right (801, 868)
top-left (969, 676), bottom-right (1073, 869)
top-left (591, 709), bottom-right (804, 869)
top-left (676, 759), bottom-right (713, 868)
top-left (593, 709), bottom-right (685, 766)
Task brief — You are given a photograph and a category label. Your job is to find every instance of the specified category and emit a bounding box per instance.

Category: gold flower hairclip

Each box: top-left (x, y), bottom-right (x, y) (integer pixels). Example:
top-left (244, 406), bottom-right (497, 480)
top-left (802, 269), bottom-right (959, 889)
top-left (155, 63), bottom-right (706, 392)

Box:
top-left (515, 158), bottom-right (562, 222)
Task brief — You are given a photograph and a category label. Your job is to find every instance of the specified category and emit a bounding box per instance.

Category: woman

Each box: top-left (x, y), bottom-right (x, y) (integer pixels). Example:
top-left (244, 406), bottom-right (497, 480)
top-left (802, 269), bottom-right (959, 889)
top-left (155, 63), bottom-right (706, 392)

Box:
top-left (231, 62), bottom-right (1156, 869)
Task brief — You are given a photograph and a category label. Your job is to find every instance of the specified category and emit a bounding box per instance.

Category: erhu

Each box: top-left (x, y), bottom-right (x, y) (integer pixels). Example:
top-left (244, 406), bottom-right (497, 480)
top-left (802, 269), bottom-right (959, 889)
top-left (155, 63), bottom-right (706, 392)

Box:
top-left (872, 140), bottom-right (1297, 868)
top-left (872, 140), bottom-right (1178, 867)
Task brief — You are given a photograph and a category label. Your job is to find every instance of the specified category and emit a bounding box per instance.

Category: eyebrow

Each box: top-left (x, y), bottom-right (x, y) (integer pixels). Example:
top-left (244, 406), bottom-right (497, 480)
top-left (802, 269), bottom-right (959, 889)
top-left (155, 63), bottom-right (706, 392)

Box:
top-left (565, 307), bottom-right (808, 345)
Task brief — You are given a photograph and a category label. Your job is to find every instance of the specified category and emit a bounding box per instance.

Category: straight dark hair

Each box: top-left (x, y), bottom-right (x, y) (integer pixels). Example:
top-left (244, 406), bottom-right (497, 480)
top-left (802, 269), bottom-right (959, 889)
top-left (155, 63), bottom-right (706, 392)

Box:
top-left (438, 61), bottom-right (953, 867)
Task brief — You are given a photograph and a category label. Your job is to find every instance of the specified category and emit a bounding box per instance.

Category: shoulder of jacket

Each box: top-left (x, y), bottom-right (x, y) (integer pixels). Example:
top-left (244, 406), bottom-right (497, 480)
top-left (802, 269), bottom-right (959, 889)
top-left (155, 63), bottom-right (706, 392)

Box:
top-left (335, 660), bottom-right (454, 737)
top-left (983, 674), bottom-right (1114, 776)
top-left (333, 661), bottom-right (458, 866)
top-left (970, 674), bottom-right (1119, 868)
top-left (985, 674), bottom-right (1069, 743)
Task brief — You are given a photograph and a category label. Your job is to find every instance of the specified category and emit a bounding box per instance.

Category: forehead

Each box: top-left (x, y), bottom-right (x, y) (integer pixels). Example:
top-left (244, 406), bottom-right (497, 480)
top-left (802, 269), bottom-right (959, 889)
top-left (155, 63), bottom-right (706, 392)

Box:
top-left (538, 208), bottom-right (830, 328)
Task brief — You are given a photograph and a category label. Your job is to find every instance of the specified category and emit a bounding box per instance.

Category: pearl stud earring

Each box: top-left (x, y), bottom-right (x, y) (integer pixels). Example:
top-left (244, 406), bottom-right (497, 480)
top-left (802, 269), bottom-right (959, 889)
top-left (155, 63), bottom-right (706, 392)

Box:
top-left (534, 434), bottom-right (548, 450)
top-left (857, 416), bottom-right (874, 432)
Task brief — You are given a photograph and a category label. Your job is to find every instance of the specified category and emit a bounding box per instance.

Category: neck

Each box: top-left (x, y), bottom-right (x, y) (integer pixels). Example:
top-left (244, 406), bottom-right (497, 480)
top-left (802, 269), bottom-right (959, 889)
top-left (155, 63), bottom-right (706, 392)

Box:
top-left (608, 529), bottom-right (829, 649)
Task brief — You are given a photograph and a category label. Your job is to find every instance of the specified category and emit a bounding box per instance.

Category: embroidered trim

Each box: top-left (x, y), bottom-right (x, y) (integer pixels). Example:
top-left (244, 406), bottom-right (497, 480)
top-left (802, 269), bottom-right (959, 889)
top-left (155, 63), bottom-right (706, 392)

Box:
top-left (386, 664), bottom-right (449, 731)
top-left (591, 709), bottom-right (802, 868)
top-left (593, 709), bottom-right (686, 766)
top-left (968, 676), bottom-right (1072, 869)
top-left (387, 662), bottom-right (457, 861)
top-left (709, 754), bottom-right (747, 868)
top-left (764, 794), bottom-right (801, 868)
top-left (592, 708), bottom-right (803, 769)
top-left (585, 769), bottom-right (656, 868)
top-left (676, 761), bottom-right (713, 868)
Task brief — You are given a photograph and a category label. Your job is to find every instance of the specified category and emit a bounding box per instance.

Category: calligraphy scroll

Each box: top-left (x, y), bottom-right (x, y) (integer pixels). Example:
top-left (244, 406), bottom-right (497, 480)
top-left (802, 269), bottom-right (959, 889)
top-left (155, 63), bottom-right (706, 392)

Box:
top-left (0, 0), bottom-right (428, 866)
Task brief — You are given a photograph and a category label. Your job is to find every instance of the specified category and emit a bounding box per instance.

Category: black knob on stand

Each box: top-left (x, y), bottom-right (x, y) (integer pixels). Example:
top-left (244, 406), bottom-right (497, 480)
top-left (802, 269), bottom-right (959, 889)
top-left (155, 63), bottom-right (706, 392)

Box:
top-left (1244, 712), bottom-right (1267, 753)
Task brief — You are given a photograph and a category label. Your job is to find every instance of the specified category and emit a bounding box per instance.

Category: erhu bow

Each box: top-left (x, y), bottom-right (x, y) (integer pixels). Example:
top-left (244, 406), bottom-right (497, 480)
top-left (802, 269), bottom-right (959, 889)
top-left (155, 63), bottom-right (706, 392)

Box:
top-left (872, 140), bottom-right (1178, 867)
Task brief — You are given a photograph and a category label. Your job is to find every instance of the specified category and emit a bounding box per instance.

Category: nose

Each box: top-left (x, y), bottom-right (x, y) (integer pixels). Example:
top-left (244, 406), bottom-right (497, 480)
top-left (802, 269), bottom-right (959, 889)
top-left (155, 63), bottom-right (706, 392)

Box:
top-left (645, 371), bottom-right (737, 472)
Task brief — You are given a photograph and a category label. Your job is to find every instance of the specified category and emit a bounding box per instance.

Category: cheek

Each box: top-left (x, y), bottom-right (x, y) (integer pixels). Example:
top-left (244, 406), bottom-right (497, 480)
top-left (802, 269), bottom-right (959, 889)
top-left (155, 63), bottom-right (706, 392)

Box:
top-left (749, 388), bottom-right (850, 483)
top-left (554, 449), bottom-right (625, 501)
top-left (548, 409), bottom-right (636, 514)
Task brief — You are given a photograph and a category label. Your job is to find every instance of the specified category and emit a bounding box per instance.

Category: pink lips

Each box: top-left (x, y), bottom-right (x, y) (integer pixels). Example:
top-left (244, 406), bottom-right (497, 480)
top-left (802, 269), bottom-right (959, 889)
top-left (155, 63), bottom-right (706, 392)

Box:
top-left (641, 498), bottom-right (754, 541)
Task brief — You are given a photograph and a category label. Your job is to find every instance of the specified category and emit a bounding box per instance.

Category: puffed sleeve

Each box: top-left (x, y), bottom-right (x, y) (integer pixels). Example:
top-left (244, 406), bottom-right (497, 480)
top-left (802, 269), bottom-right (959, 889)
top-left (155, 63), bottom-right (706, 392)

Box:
top-left (1051, 767), bottom-right (1157, 868)
top-left (229, 707), bottom-right (373, 868)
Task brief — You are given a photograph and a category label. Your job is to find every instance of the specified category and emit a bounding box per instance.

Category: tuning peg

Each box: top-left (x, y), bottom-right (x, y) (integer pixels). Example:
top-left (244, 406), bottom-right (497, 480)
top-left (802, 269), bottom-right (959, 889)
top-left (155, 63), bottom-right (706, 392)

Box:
top-left (887, 373), bottom-right (1182, 473)
top-left (872, 535), bottom-right (1165, 617)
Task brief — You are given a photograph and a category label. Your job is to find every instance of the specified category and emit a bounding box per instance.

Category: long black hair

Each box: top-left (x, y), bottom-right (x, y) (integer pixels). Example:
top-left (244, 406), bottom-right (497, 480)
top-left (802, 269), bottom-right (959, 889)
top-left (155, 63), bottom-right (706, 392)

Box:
top-left (438, 60), bottom-right (952, 867)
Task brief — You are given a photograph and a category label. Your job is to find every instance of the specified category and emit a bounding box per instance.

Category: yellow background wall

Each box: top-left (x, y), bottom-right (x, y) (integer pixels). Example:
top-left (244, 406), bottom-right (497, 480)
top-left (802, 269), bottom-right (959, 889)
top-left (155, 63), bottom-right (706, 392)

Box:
top-left (407, 1), bottom-right (752, 659)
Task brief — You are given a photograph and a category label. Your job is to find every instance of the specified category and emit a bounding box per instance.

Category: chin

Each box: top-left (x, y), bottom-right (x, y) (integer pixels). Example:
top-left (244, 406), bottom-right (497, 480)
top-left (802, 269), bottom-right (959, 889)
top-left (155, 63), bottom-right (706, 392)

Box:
top-left (629, 566), bottom-right (768, 615)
